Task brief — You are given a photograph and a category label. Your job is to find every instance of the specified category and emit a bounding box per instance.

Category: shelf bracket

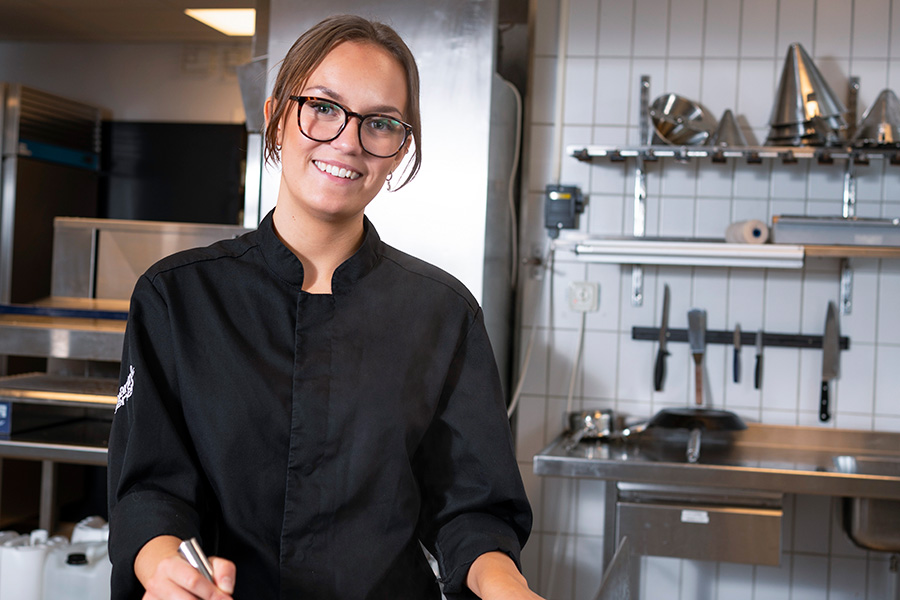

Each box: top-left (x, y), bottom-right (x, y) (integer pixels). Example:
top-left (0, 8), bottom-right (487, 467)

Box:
top-left (843, 158), bottom-right (857, 218)
top-left (631, 156), bottom-right (647, 306)
top-left (840, 258), bottom-right (853, 315)
top-left (846, 76), bottom-right (860, 140)
top-left (631, 75), bottom-right (651, 306)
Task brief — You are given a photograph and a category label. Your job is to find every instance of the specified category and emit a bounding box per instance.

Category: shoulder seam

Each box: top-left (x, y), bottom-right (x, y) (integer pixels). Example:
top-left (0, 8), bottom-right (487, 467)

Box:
top-left (378, 253), bottom-right (479, 315)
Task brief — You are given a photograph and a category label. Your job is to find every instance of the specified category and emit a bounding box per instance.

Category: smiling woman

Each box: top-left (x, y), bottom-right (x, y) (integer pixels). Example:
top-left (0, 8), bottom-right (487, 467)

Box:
top-left (107, 13), bottom-right (541, 600)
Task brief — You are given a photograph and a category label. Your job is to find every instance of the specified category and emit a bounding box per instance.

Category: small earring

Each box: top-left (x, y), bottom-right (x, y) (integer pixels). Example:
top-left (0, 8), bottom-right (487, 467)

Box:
top-left (385, 172), bottom-right (393, 192)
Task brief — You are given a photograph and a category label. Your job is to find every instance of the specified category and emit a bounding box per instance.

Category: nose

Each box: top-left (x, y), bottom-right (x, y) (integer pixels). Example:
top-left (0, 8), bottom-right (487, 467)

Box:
top-left (330, 115), bottom-right (364, 154)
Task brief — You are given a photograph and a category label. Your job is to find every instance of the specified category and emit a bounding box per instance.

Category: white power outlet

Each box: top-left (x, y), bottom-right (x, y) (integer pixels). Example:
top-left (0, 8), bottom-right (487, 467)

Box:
top-left (568, 281), bottom-right (599, 312)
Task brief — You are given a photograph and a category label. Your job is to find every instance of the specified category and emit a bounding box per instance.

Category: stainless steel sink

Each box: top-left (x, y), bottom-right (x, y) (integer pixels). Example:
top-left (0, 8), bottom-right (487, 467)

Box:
top-left (833, 455), bottom-right (900, 552)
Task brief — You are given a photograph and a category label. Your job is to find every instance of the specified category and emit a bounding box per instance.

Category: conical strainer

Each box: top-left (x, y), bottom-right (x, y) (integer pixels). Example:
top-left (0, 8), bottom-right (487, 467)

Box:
top-left (853, 88), bottom-right (900, 146)
top-left (706, 109), bottom-right (748, 147)
top-left (766, 43), bottom-right (847, 145)
top-left (769, 43), bottom-right (846, 125)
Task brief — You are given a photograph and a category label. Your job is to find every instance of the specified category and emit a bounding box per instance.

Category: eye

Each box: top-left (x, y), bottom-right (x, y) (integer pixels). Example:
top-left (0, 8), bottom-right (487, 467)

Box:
top-left (365, 116), bottom-right (402, 135)
top-left (308, 100), bottom-right (341, 117)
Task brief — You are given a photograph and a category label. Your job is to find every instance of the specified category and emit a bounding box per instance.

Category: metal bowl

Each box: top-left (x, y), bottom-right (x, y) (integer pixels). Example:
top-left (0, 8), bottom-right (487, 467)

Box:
top-left (649, 94), bottom-right (718, 145)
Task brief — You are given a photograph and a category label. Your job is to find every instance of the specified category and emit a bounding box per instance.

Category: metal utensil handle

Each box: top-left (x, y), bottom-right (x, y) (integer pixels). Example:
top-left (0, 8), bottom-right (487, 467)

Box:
top-left (654, 349), bottom-right (668, 391)
top-left (820, 381), bottom-right (831, 422)
top-left (686, 428), bottom-right (702, 463)
top-left (694, 358), bottom-right (703, 406)
top-left (178, 538), bottom-right (214, 583)
top-left (754, 354), bottom-right (763, 389)
top-left (733, 348), bottom-right (740, 383)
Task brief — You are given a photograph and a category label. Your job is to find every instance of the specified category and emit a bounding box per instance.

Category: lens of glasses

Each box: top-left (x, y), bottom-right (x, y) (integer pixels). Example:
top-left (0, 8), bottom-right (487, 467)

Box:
top-left (299, 98), bottom-right (408, 157)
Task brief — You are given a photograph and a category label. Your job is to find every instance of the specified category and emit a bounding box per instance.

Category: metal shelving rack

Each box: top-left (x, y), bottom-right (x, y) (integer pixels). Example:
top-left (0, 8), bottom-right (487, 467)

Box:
top-left (560, 75), bottom-right (900, 313)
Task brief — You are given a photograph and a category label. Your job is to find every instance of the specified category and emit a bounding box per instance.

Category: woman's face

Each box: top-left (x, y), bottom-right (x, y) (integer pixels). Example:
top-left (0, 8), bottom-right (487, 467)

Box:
top-left (270, 41), bottom-right (409, 225)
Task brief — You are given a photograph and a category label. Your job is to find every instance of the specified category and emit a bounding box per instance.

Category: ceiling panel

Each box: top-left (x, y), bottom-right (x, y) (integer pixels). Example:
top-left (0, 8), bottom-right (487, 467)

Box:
top-left (0, 0), bottom-right (255, 42)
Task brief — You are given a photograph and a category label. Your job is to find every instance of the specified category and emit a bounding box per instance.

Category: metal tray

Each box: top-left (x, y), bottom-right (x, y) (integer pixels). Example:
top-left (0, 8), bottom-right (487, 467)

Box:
top-left (772, 215), bottom-right (900, 246)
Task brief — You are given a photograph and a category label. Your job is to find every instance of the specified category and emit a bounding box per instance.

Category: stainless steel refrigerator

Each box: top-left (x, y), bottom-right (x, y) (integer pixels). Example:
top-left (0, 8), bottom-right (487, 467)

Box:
top-left (1, 84), bottom-right (101, 306)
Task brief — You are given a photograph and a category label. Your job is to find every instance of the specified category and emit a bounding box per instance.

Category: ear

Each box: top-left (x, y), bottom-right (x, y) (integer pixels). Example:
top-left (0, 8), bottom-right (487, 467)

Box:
top-left (391, 135), bottom-right (412, 171)
top-left (264, 96), bottom-right (283, 144)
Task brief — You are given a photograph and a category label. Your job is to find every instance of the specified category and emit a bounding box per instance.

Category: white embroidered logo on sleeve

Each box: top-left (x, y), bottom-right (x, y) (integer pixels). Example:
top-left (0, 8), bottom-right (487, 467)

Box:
top-left (115, 365), bottom-right (135, 413)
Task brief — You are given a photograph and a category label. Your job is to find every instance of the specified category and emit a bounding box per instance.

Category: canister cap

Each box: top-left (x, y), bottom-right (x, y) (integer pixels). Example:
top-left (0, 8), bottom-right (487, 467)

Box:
top-left (66, 552), bottom-right (88, 565)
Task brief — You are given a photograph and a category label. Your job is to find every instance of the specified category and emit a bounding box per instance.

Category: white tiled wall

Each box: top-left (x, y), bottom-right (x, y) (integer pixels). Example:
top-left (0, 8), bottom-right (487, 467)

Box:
top-left (514, 0), bottom-right (900, 597)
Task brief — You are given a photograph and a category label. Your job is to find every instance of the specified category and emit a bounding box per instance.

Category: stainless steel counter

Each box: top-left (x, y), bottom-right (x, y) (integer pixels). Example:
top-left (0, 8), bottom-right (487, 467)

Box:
top-left (534, 423), bottom-right (900, 501)
top-left (535, 423), bottom-right (900, 579)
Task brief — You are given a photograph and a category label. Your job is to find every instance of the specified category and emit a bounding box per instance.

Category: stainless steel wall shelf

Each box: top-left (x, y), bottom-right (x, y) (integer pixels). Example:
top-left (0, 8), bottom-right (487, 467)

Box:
top-left (567, 144), bottom-right (900, 164)
top-left (552, 238), bottom-right (805, 269)
top-left (563, 76), bottom-right (900, 313)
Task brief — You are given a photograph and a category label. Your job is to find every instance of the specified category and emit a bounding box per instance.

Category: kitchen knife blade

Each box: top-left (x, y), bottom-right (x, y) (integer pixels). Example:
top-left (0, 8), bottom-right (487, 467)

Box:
top-left (687, 309), bottom-right (707, 406)
top-left (653, 284), bottom-right (671, 391)
top-left (754, 329), bottom-right (763, 390)
top-left (820, 301), bottom-right (840, 422)
top-left (733, 324), bottom-right (742, 383)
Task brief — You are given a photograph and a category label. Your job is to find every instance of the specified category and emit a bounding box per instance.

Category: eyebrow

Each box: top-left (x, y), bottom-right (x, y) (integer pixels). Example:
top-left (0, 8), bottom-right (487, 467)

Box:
top-left (302, 85), bottom-right (404, 117)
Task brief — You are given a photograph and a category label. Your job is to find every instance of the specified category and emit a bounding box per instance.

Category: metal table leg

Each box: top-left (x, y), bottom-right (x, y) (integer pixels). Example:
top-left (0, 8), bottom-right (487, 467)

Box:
top-left (39, 460), bottom-right (57, 533)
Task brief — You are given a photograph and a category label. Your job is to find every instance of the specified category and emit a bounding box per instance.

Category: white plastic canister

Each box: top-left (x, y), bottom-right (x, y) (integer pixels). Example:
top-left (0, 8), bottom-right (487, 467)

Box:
top-left (70, 516), bottom-right (109, 544)
top-left (0, 530), bottom-right (57, 600)
top-left (41, 541), bottom-right (111, 600)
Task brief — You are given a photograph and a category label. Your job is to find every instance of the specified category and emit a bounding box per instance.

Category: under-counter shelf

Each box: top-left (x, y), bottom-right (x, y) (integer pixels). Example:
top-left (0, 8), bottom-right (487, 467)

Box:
top-left (0, 373), bottom-right (117, 409)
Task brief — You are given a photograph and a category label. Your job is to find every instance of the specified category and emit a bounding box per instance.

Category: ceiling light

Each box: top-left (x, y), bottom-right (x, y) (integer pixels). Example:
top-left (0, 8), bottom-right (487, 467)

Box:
top-left (185, 9), bottom-right (256, 37)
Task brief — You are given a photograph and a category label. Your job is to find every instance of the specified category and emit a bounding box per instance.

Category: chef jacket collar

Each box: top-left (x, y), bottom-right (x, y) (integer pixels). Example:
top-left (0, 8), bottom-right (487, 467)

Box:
top-left (257, 209), bottom-right (381, 294)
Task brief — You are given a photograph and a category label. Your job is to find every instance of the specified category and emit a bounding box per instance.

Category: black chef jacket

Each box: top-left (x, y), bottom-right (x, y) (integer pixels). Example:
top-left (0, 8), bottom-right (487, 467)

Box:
top-left (107, 211), bottom-right (532, 600)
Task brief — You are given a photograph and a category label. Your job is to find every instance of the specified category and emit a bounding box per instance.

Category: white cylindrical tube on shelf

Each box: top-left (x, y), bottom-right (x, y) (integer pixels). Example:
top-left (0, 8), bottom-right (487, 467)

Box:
top-left (725, 219), bottom-right (769, 244)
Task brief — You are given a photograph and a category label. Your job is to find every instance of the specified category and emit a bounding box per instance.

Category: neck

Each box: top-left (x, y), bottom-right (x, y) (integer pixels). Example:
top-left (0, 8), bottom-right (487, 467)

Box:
top-left (272, 205), bottom-right (365, 294)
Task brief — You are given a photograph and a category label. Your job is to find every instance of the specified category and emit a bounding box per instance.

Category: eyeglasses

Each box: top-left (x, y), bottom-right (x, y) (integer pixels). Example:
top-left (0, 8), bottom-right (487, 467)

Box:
top-left (288, 95), bottom-right (412, 158)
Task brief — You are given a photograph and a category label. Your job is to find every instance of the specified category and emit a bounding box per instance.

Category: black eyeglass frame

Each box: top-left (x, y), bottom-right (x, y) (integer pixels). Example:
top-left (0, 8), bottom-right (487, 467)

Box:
top-left (288, 95), bottom-right (412, 158)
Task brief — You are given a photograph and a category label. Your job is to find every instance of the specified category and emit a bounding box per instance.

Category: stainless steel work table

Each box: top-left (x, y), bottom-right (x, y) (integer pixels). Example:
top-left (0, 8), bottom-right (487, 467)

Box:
top-left (0, 373), bottom-right (113, 531)
top-left (534, 423), bottom-right (900, 573)
top-left (535, 423), bottom-right (900, 499)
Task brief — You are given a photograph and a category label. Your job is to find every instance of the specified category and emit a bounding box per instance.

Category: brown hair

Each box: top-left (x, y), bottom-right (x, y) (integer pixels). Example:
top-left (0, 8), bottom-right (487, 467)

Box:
top-left (264, 14), bottom-right (422, 190)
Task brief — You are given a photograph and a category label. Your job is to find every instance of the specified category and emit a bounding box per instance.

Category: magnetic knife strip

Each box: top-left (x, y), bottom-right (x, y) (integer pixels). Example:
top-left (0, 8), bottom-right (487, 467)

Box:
top-left (633, 327), bottom-right (850, 350)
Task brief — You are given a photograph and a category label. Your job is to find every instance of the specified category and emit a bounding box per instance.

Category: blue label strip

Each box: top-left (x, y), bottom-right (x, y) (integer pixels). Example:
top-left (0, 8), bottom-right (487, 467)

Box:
top-left (17, 139), bottom-right (99, 171)
top-left (0, 304), bottom-right (128, 321)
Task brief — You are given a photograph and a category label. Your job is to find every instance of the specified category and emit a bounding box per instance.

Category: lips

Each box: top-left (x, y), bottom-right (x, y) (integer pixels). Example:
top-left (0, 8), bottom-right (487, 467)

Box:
top-left (313, 160), bottom-right (361, 180)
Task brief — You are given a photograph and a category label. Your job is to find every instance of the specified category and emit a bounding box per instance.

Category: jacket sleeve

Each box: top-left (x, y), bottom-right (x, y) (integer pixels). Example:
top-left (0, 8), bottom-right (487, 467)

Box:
top-left (414, 308), bottom-right (533, 599)
top-left (107, 274), bottom-right (210, 598)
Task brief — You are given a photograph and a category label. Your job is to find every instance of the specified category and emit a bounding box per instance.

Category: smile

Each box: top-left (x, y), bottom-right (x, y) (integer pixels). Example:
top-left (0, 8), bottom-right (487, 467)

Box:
top-left (313, 160), bottom-right (361, 180)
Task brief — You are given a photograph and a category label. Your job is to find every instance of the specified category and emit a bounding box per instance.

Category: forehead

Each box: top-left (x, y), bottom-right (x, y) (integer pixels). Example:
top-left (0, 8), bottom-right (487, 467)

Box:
top-left (302, 41), bottom-right (408, 113)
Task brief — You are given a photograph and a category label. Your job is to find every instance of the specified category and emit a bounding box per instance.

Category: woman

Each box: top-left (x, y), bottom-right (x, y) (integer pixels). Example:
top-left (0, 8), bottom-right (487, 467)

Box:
top-left (107, 14), bottom-right (541, 600)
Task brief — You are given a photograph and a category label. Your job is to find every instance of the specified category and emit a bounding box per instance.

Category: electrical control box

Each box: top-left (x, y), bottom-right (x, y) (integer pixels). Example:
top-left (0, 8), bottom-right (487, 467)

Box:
top-left (544, 184), bottom-right (585, 238)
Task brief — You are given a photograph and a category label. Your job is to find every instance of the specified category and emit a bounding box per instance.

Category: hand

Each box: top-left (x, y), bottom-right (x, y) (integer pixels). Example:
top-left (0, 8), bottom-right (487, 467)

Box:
top-left (466, 551), bottom-right (546, 600)
top-left (136, 535), bottom-right (236, 600)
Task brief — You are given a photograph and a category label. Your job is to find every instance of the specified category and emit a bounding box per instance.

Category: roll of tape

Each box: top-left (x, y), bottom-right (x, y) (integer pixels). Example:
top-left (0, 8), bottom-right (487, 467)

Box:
top-left (725, 219), bottom-right (769, 244)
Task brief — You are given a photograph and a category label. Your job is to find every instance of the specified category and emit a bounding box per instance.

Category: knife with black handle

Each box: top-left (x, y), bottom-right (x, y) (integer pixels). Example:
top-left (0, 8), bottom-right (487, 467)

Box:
top-left (754, 329), bottom-right (763, 390)
top-left (820, 301), bottom-right (840, 422)
top-left (653, 284), bottom-right (670, 391)
top-left (733, 324), bottom-right (741, 383)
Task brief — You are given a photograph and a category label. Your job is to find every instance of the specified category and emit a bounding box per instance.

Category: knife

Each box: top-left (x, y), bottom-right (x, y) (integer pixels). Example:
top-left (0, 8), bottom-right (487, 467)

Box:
top-left (653, 284), bottom-right (670, 391)
top-left (821, 301), bottom-right (840, 422)
top-left (687, 308), bottom-right (707, 406)
top-left (733, 324), bottom-right (741, 383)
top-left (754, 329), bottom-right (763, 390)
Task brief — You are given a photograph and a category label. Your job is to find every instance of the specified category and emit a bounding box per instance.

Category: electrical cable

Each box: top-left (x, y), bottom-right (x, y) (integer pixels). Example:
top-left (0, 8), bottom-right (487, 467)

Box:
top-left (565, 311), bottom-right (587, 418)
top-left (500, 77), bottom-right (523, 289)
top-left (550, 0), bottom-right (570, 185)
top-left (507, 245), bottom-right (554, 419)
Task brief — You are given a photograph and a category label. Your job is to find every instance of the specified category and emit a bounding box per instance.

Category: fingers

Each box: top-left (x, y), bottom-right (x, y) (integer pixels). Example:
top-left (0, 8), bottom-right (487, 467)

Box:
top-left (143, 553), bottom-right (233, 600)
top-left (210, 557), bottom-right (237, 595)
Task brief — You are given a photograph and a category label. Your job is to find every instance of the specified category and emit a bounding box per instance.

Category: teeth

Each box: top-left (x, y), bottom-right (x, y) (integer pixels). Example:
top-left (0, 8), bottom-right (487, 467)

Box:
top-left (314, 161), bottom-right (360, 180)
